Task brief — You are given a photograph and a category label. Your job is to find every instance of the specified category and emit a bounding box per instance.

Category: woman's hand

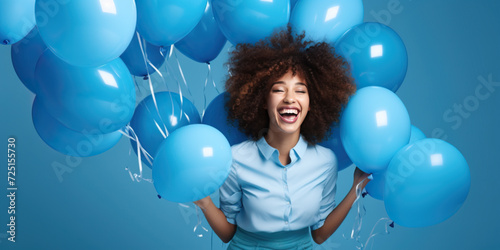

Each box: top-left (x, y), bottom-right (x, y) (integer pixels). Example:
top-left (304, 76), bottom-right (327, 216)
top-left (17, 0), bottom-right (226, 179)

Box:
top-left (193, 195), bottom-right (236, 243)
top-left (193, 196), bottom-right (212, 211)
top-left (352, 167), bottom-right (371, 190)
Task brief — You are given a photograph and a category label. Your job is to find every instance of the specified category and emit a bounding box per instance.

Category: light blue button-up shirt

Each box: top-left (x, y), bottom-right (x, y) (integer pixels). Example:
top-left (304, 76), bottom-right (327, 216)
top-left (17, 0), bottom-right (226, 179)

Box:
top-left (219, 136), bottom-right (338, 233)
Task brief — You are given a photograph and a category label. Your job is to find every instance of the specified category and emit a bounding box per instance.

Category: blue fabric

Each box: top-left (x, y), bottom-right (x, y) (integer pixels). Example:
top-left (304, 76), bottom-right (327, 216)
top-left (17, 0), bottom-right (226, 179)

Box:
top-left (227, 227), bottom-right (313, 250)
top-left (219, 136), bottom-right (338, 233)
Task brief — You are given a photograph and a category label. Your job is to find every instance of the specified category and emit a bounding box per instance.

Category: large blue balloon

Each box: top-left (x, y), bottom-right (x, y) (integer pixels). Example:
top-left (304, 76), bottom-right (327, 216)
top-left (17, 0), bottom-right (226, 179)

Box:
top-left (319, 125), bottom-right (352, 171)
top-left (290, 0), bottom-right (363, 44)
top-left (384, 139), bottom-right (471, 227)
top-left (35, 0), bottom-right (136, 67)
top-left (366, 125), bottom-right (426, 201)
top-left (35, 49), bottom-right (136, 133)
top-left (11, 27), bottom-right (47, 94)
top-left (176, 1), bottom-right (227, 63)
top-left (212, 0), bottom-right (290, 45)
top-left (0, 0), bottom-right (36, 45)
top-left (32, 97), bottom-right (122, 157)
top-left (336, 22), bottom-right (408, 92)
top-left (153, 124), bottom-right (232, 203)
top-left (136, 0), bottom-right (207, 46)
top-left (120, 31), bottom-right (168, 77)
top-left (202, 92), bottom-right (247, 146)
top-left (340, 86), bottom-right (411, 173)
top-left (130, 92), bottom-right (201, 168)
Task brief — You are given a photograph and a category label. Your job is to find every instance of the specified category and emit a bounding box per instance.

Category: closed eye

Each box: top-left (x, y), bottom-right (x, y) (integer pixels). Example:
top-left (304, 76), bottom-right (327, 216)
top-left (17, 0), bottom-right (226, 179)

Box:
top-left (272, 89), bottom-right (284, 93)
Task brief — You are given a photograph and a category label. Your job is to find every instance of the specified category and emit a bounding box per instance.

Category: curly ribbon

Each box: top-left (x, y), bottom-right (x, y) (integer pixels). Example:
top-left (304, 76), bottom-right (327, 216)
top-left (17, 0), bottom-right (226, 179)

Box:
top-left (340, 175), bottom-right (394, 250)
top-left (349, 176), bottom-right (368, 250)
top-left (163, 45), bottom-right (190, 124)
top-left (363, 217), bottom-right (394, 250)
top-left (119, 125), bottom-right (153, 183)
top-left (177, 203), bottom-right (209, 238)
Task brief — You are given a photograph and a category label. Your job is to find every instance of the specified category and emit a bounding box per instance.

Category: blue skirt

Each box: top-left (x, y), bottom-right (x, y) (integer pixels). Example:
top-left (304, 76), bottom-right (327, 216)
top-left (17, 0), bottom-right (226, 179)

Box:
top-left (227, 227), bottom-right (313, 250)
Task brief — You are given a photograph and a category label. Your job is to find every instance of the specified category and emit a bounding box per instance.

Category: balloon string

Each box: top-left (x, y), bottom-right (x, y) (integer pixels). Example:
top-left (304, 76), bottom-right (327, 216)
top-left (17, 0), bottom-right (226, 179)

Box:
top-left (208, 63), bottom-right (220, 94)
top-left (134, 32), bottom-right (148, 76)
top-left (177, 203), bottom-right (209, 238)
top-left (172, 48), bottom-right (194, 100)
top-left (363, 217), bottom-right (394, 250)
top-left (137, 35), bottom-right (170, 138)
top-left (202, 63), bottom-right (211, 118)
top-left (194, 206), bottom-right (209, 238)
top-left (343, 176), bottom-right (369, 249)
top-left (119, 125), bottom-right (153, 183)
top-left (164, 45), bottom-right (192, 124)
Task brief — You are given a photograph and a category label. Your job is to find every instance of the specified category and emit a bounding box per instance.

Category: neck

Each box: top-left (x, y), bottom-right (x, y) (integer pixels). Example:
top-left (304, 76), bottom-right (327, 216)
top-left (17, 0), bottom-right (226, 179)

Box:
top-left (265, 129), bottom-right (301, 165)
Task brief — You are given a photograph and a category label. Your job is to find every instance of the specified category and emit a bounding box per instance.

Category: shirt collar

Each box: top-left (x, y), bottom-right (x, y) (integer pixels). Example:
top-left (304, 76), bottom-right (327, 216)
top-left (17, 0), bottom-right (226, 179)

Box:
top-left (257, 136), bottom-right (309, 167)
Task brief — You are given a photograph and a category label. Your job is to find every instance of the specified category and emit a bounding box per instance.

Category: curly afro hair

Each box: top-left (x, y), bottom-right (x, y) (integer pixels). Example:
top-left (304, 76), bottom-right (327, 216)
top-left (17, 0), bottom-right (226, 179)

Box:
top-left (225, 26), bottom-right (356, 144)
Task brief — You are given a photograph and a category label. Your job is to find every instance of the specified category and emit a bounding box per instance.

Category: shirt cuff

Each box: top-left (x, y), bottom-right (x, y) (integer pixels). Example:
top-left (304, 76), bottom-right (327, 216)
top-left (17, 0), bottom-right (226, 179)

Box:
top-left (310, 219), bottom-right (325, 231)
top-left (226, 217), bottom-right (236, 225)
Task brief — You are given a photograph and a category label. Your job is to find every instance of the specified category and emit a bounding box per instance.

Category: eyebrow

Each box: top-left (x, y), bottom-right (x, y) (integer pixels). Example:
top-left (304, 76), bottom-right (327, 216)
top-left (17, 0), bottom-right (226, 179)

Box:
top-left (272, 81), bottom-right (308, 87)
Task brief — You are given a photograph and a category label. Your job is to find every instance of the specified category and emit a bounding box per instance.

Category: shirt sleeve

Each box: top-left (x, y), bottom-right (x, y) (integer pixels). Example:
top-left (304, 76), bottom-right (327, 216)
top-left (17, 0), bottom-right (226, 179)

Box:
top-left (311, 155), bottom-right (338, 230)
top-left (219, 161), bottom-right (242, 225)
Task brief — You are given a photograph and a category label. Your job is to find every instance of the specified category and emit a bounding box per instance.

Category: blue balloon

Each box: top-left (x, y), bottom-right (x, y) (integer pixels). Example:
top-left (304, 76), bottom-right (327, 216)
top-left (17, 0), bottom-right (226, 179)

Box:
top-left (0, 0), bottom-right (36, 45)
top-left (212, 0), bottom-right (290, 45)
top-left (409, 125), bottom-right (426, 144)
top-left (365, 172), bottom-right (385, 201)
top-left (35, 0), bottom-right (137, 67)
top-left (336, 22), bottom-right (408, 92)
top-left (153, 124), bottom-right (232, 203)
top-left (32, 97), bottom-right (122, 157)
top-left (202, 92), bottom-right (247, 146)
top-left (340, 86), bottom-right (411, 173)
top-left (290, 0), bottom-right (363, 44)
top-left (130, 92), bottom-right (201, 168)
top-left (136, 0), bottom-right (207, 46)
top-left (176, 1), bottom-right (227, 63)
top-left (319, 125), bottom-right (352, 171)
top-left (384, 139), bottom-right (471, 227)
top-left (120, 31), bottom-right (168, 77)
top-left (11, 27), bottom-right (47, 94)
top-left (35, 49), bottom-right (136, 133)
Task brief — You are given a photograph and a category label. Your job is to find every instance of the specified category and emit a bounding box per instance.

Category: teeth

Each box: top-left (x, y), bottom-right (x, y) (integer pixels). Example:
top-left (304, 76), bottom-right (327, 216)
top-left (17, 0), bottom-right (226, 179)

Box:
top-left (279, 109), bottom-right (298, 115)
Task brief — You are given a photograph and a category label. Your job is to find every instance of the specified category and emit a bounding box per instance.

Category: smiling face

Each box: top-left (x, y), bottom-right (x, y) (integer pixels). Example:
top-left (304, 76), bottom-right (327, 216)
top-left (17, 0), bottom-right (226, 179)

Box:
top-left (266, 70), bottom-right (310, 139)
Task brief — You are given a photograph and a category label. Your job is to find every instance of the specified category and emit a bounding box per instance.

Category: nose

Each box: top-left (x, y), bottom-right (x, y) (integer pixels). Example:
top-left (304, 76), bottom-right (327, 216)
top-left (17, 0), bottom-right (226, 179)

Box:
top-left (284, 91), bottom-right (295, 103)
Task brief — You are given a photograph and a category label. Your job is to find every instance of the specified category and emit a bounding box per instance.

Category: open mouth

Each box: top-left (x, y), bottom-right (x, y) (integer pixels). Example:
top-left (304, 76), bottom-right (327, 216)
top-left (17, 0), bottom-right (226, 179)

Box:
top-left (278, 107), bottom-right (299, 123)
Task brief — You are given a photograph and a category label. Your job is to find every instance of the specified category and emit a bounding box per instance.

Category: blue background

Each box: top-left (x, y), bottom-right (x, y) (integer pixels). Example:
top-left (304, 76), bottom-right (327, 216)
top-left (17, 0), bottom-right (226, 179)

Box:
top-left (1, 0), bottom-right (499, 249)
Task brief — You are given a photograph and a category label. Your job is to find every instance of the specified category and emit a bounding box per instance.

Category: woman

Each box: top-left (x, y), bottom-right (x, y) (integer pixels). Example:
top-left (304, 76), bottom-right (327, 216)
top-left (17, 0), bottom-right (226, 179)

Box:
top-left (195, 27), bottom-right (370, 249)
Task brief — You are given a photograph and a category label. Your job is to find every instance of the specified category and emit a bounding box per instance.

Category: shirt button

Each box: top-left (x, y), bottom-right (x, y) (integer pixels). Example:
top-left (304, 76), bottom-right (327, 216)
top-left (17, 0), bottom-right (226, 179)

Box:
top-left (287, 201), bottom-right (290, 205)
top-left (285, 221), bottom-right (289, 225)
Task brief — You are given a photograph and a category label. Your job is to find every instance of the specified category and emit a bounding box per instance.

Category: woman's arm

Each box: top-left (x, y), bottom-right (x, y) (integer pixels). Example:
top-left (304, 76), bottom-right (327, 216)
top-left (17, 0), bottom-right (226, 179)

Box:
top-left (194, 196), bottom-right (237, 243)
top-left (311, 167), bottom-right (370, 244)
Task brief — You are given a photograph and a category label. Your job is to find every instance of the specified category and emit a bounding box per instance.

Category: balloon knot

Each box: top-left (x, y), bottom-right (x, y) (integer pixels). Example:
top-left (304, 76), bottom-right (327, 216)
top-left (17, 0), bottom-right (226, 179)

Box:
top-left (157, 194), bottom-right (161, 199)
top-left (3, 39), bottom-right (9, 45)
top-left (389, 221), bottom-right (395, 228)
top-left (362, 192), bottom-right (368, 198)
top-left (143, 75), bottom-right (149, 80)
top-left (206, 62), bottom-right (211, 65)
